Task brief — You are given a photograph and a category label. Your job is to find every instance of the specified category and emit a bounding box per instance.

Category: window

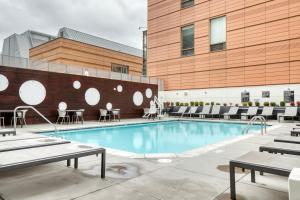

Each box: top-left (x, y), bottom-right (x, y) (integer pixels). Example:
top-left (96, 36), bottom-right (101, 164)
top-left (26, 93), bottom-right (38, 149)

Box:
top-left (111, 64), bottom-right (129, 74)
top-left (181, 25), bottom-right (194, 56)
top-left (181, 0), bottom-right (194, 8)
top-left (284, 90), bottom-right (294, 103)
top-left (210, 16), bottom-right (226, 51)
top-left (241, 91), bottom-right (250, 103)
top-left (262, 91), bottom-right (270, 98)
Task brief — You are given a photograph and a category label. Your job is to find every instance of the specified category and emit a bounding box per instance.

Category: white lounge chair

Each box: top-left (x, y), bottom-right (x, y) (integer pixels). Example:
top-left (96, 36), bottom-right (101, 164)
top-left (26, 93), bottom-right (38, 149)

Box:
top-left (99, 109), bottom-right (109, 122)
top-left (148, 105), bottom-right (157, 120)
top-left (183, 106), bottom-right (198, 118)
top-left (223, 107), bottom-right (239, 120)
top-left (206, 105), bottom-right (221, 119)
top-left (278, 107), bottom-right (298, 122)
top-left (241, 107), bottom-right (258, 120)
top-left (170, 106), bottom-right (187, 118)
top-left (196, 105), bottom-right (211, 119)
top-left (142, 108), bottom-right (150, 118)
top-left (259, 107), bottom-right (274, 120)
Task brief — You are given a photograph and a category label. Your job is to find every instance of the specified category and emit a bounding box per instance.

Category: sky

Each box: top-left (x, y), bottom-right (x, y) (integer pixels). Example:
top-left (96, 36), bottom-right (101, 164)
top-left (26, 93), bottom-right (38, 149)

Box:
top-left (0, 0), bottom-right (147, 51)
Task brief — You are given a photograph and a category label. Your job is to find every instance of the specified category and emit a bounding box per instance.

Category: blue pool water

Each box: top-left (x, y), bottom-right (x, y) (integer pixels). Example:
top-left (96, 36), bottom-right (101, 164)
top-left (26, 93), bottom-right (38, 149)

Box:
top-left (44, 121), bottom-right (261, 154)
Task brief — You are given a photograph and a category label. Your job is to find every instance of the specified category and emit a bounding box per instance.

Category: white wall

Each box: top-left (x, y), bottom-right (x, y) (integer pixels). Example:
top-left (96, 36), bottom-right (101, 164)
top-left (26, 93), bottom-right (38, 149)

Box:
top-left (158, 84), bottom-right (300, 105)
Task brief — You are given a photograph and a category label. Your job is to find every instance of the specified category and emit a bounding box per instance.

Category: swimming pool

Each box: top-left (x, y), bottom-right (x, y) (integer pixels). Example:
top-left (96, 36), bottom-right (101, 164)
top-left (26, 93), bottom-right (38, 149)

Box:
top-left (44, 121), bottom-right (262, 154)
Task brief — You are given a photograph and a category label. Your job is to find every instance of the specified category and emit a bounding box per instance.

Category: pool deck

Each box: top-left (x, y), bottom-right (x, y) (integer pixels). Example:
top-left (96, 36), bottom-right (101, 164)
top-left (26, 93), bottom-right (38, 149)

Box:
top-left (0, 118), bottom-right (296, 200)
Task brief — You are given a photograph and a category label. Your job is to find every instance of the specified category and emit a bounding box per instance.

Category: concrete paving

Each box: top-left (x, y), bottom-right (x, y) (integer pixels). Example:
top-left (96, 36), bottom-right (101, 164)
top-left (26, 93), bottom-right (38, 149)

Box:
top-left (0, 119), bottom-right (297, 200)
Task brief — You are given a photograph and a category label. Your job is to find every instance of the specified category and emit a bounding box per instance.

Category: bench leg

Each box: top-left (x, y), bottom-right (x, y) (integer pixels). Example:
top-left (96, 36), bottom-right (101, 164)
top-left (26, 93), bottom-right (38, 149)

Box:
top-left (230, 163), bottom-right (236, 200)
top-left (74, 158), bottom-right (78, 169)
top-left (251, 169), bottom-right (256, 183)
top-left (67, 159), bottom-right (71, 167)
top-left (101, 151), bottom-right (106, 179)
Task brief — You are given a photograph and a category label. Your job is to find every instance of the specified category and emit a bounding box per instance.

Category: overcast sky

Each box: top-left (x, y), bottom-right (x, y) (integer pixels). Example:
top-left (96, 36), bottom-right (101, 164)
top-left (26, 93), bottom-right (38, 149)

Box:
top-left (0, 0), bottom-right (147, 51)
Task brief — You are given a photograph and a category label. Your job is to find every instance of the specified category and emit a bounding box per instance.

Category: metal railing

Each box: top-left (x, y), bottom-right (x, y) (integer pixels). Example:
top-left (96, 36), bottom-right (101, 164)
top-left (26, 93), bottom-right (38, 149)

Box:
top-left (0, 54), bottom-right (164, 90)
top-left (243, 116), bottom-right (267, 135)
top-left (14, 106), bottom-right (57, 134)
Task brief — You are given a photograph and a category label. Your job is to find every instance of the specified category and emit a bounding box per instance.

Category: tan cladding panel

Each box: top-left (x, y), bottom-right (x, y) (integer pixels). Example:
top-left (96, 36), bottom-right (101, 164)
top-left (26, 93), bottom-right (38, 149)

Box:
top-left (147, 0), bottom-right (300, 90)
top-left (30, 38), bottom-right (143, 74)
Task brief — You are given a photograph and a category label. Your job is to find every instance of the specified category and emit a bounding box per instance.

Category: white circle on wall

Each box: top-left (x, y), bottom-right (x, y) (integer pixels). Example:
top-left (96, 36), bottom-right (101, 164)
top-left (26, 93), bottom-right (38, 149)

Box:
top-left (85, 88), bottom-right (100, 106)
top-left (117, 85), bottom-right (123, 93)
top-left (145, 88), bottom-right (153, 98)
top-left (0, 74), bottom-right (9, 92)
top-left (106, 103), bottom-right (112, 110)
top-left (19, 80), bottom-right (46, 105)
top-left (58, 102), bottom-right (67, 110)
top-left (73, 81), bottom-right (81, 89)
top-left (133, 91), bottom-right (143, 106)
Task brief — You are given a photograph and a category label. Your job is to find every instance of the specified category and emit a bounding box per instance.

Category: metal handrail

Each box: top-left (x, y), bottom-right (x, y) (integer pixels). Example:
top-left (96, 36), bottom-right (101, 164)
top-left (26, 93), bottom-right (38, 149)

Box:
top-left (14, 106), bottom-right (57, 134)
top-left (154, 96), bottom-right (163, 116)
top-left (243, 116), bottom-right (267, 135)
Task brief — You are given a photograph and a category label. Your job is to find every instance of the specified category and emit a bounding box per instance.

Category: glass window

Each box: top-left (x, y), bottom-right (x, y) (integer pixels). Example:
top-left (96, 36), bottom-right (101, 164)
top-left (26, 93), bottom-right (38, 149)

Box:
top-left (284, 90), bottom-right (294, 103)
top-left (181, 0), bottom-right (194, 8)
top-left (111, 64), bottom-right (129, 74)
top-left (241, 92), bottom-right (250, 103)
top-left (181, 25), bottom-right (194, 56)
top-left (262, 91), bottom-right (270, 98)
top-left (210, 16), bottom-right (226, 51)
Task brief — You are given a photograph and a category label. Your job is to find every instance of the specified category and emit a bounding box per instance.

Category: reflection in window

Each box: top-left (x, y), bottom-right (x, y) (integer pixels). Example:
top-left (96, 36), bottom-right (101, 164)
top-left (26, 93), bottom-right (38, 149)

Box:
top-left (181, 0), bottom-right (194, 8)
top-left (111, 64), bottom-right (129, 74)
top-left (210, 16), bottom-right (226, 51)
top-left (181, 25), bottom-right (194, 56)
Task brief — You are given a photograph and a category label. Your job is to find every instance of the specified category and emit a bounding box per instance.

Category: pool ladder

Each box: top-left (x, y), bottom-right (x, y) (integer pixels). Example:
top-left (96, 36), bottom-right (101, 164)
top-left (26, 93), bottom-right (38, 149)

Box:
top-left (13, 106), bottom-right (58, 135)
top-left (243, 116), bottom-right (267, 135)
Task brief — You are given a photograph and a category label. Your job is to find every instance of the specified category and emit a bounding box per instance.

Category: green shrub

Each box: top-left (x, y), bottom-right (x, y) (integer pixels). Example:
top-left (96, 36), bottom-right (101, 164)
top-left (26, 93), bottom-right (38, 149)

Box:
top-left (248, 102), bottom-right (253, 106)
top-left (184, 103), bottom-right (189, 106)
top-left (205, 102), bottom-right (210, 105)
top-left (235, 104), bottom-right (239, 107)
top-left (176, 102), bottom-right (180, 106)
top-left (223, 103), bottom-right (227, 107)
top-left (179, 103), bottom-right (184, 106)
top-left (190, 101), bottom-right (195, 106)
top-left (216, 103), bottom-right (220, 105)
top-left (263, 102), bottom-right (270, 106)
top-left (194, 102), bottom-right (199, 106)
top-left (280, 101), bottom-right (286, 107)
top-left (211, 102), bottom-right (215, 106)
top-left (242, 102), bottom-right (248, 107)
top-left (199, 101), bottom-right (204, 106)
top-left (270, 102), bottom-right (276, 107)
top-left (255, 102), bottom-right (260, 107)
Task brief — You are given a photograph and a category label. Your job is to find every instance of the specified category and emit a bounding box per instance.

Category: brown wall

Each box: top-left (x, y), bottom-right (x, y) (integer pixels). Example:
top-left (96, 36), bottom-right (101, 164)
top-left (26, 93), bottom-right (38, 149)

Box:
top-left (147, 0), bottom-right (300, 91)
top-left (30, 38), bottom-right (143, 75)
top-left (0, 66), bottom-right (157, 124)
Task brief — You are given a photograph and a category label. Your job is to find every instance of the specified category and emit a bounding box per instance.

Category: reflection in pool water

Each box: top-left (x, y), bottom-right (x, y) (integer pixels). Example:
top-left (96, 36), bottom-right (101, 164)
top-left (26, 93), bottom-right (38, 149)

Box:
top-left (44, 121), bottom-right (261, 154)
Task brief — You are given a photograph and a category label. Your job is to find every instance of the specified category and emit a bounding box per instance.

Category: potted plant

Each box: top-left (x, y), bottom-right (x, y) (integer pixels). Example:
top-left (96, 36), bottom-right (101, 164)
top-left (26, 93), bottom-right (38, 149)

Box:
top-left (255, 102), bottom-right (260, 107)
top-left (242, 102), bottom-right (248, 107)
top-left (235, 103), bottom-right (239, 107)
top-left (190, 101), bottom-right (195, 106)
top-left (184, 103), bottom-right (189, 106)
top-left (176, 102), bottom-right (180, 106)
top-left (263, 102), bottom-right (270, 106)
top-left (280, 101), bottom-right (286, 107)
top-left (248, 102), bottom-right (253, 106)
top-left (216, 103), bottom-right (220, 105)
top-left (205, 102), bottom-right (210, 105)
top-left (199, 101), bottom-right (204, 106)
top-left (195, 102), bottom-right (199, 106)
top-left (270, 102), bottom-right (276, 107)
top-left (179, 103), bottom-right (184, 106)
top-left (211, 102), bottom-right (215, 106)
top-left (223, 103), bottom-right (227, 107)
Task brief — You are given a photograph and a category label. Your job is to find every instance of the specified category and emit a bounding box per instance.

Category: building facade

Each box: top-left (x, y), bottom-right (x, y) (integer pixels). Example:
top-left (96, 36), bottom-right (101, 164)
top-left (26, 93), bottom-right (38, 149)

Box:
top-left (147, 0), bottom-right (300, 104)
top-left (2, 28), bottom-right (143, 76)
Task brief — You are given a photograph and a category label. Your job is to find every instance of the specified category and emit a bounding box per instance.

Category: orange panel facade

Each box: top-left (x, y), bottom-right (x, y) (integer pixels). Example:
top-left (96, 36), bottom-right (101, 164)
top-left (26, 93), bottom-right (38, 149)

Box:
top-left (147, 0), bottom-right (300, 91)
top-left (30, 38), bottom-right (143, 75)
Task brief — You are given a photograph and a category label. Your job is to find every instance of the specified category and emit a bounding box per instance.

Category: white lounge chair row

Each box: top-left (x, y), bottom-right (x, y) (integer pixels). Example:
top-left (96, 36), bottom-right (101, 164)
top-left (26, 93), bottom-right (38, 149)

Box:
top-left (168, 106), bottom-right (299, 121)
